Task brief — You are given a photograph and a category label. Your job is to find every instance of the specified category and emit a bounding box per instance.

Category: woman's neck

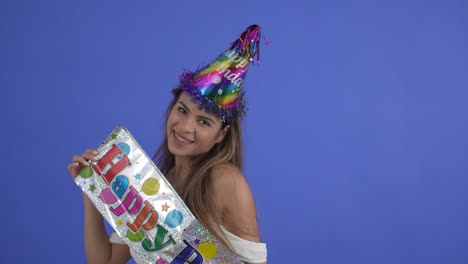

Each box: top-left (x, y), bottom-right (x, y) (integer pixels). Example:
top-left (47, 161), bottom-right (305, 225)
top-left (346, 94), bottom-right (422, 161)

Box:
top-left (169, 156), bottom-right (193, 191)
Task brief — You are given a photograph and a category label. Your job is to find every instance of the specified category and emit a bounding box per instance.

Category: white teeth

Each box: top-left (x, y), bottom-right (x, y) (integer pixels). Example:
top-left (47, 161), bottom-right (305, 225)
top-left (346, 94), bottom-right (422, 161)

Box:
top-left (175, 133), bottom-right (193, 143)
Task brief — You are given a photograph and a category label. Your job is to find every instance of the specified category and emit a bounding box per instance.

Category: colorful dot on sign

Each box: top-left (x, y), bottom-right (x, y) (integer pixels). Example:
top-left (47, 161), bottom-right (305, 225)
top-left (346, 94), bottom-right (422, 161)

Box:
top-left (79, 166), bottom-right (94, 179)
top-left (197, 242), bottom-right (217, 260)
top-left (99, 188), bottom-right (118, 204)
top-left (142, 178), bottom-right (160, 196)
top-left (155, 258), bottom-right (169, 264)
top-left (126, 229), bottom-right (145, 242)
top-left (117, 142), bottom-right (130, 155)
top-left (164, 209), bottom-right (183, 228)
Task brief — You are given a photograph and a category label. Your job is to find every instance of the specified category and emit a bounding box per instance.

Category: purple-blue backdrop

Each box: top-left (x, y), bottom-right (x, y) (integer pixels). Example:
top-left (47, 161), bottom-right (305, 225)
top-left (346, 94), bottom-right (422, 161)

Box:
top-left (2, 0), bottom-right (467, 263)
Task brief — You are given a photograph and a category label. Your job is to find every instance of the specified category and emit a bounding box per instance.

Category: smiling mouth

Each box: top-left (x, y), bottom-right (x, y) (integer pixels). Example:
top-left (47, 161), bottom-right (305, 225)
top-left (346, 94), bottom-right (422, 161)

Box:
top-left (174, 131), bottom-right (194, 144)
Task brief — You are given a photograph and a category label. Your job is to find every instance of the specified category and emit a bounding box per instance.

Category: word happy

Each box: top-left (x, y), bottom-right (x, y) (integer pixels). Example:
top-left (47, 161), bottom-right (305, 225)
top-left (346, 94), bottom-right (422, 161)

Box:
top-left (92, 144), bottom-right (204, 264)
top-left (213, 50), bottom-right (249, 89)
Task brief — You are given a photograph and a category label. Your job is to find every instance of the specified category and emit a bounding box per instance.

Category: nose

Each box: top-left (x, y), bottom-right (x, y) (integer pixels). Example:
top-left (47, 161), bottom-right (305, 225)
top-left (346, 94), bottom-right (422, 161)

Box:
top-left (179, 117), bottom-right (196, 134)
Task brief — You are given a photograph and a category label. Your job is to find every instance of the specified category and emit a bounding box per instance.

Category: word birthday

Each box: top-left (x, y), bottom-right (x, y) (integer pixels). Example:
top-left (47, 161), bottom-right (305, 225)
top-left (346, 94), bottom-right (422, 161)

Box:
top-left (212, 50), bottom-right (249, 89)
top-left (92, 144), bottom-right (204, 264)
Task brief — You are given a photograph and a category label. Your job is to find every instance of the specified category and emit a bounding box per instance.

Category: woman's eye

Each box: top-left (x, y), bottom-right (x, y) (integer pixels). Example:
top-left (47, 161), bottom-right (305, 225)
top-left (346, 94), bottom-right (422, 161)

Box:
top-left (199, 119), bottom-right (211, 127)
top-left (177, 107), bottom-right (186, 114)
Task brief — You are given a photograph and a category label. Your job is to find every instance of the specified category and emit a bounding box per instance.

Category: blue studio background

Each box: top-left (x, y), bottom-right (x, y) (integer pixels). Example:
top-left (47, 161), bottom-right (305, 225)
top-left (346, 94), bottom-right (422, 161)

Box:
top-left (2, 0), bottom-right (467, 263)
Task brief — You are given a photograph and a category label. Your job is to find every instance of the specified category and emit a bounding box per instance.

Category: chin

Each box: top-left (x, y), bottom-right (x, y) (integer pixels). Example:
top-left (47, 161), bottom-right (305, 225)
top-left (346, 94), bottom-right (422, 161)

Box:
top-left (167, 142), bottom-right (192, 157)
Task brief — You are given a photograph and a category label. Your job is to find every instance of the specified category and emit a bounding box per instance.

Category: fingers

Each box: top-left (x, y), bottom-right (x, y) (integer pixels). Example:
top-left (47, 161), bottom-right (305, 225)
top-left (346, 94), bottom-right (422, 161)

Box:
top-left (78, 149), bottom-right (99, 164)
top-left (67, 157), bottom-right (83, 178)
top-left (68, 161), bottom-right (80, 169)
top-left (68, 148), bottom-right (100, 179)
top-left (71, 155), bottom-right (89, 166)
top-left (67, 149), bottom-right (99, 171)
top-left (85, 148), bottom-right (99, 155)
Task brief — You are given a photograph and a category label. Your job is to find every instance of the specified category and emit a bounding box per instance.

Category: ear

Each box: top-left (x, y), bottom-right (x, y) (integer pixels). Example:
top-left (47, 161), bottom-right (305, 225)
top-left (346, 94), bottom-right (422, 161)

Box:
top-left (215, 125), bottom-right (230, 144)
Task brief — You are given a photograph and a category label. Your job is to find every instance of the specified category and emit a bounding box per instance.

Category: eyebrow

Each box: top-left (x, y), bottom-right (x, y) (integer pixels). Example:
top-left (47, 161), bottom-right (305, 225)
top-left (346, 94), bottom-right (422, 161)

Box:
top-left (178, 101), bottom-right (216, 124)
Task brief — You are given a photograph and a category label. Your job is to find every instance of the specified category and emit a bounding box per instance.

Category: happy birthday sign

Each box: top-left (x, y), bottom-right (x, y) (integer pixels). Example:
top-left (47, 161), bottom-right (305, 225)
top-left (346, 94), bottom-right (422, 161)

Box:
top-left (74, 125), bottom-right (241, 264)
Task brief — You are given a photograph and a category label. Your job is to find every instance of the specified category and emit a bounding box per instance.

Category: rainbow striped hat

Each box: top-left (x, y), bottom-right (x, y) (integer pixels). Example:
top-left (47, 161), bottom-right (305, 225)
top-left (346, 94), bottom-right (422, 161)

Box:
top-left (179, 25), bottom-right (261, 123)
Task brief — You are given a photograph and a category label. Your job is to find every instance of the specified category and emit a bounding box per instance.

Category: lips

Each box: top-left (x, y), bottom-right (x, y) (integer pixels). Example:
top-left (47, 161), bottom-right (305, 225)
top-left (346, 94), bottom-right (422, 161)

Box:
top-left (173, 131), bottom-right (194, 144)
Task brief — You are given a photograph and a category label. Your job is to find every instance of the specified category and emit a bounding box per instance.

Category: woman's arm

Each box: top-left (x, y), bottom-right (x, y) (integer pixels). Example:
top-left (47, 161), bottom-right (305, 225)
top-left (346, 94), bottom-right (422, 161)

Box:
top-left (211, 163), bottom-right (268, 264)
top-left (69, 149), bottom-right (131, 264)
top-left (82, 194), bottom-right (131, 264)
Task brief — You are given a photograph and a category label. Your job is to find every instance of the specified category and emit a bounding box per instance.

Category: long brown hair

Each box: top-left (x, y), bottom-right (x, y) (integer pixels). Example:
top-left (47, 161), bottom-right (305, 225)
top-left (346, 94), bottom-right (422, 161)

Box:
top-left (153, 87), bottom-right (243, 248)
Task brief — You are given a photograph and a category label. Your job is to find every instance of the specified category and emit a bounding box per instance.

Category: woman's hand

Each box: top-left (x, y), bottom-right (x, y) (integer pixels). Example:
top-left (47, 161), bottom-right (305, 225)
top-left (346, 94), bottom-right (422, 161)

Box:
top-left (67, 148), bottom-right (99, 179)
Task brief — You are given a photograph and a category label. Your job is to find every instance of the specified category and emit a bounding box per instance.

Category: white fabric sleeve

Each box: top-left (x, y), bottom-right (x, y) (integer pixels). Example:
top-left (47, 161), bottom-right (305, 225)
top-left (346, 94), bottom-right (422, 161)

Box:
top-left (221, 226), bottom-right (268, 263)
top-left (109, 232), bottom-right (126, 244)
top-left (109, 232), bottom-right (147, 264)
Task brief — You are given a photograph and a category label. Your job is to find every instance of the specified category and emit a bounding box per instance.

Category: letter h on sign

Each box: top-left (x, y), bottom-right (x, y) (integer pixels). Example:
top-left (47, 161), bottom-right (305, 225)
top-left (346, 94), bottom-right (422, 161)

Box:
top-left (92, 144), bottom-right (131, 185)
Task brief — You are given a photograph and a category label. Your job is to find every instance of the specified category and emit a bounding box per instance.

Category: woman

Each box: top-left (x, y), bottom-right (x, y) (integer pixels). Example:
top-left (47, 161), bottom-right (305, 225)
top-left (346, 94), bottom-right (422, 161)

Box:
top-left (68, 25), bottom-right (267, 263)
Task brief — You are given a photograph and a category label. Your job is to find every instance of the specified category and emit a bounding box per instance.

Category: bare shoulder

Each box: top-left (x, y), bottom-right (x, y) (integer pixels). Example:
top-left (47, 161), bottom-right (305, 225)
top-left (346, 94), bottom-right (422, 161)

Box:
top-left (210, 163), bottom-right (254, 205)
top-left (210, 163), bottom-right (246, 190)
top-left (210, 163), bottom-right (261, 242)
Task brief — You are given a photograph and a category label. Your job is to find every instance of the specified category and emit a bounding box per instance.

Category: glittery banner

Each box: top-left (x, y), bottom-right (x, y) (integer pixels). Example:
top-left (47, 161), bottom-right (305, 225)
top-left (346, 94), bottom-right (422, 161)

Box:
top-left (74, 125), bottom-right (241, 264)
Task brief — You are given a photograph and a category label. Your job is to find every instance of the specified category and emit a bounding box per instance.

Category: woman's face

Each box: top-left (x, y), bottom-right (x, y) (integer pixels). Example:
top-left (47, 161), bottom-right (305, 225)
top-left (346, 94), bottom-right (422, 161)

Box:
top-left (166, 92), bottom-right (228, 159)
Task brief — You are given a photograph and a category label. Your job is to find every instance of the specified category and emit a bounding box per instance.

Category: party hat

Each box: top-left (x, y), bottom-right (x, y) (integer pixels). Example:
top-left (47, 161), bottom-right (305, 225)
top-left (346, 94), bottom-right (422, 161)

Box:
top-left (179, 25), bottom-right (261, 123)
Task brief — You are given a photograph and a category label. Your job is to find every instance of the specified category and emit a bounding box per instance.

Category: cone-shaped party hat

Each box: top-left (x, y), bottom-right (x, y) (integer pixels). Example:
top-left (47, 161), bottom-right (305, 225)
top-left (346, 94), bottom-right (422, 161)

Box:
top-left (179, 25), bottom-right (261, 123)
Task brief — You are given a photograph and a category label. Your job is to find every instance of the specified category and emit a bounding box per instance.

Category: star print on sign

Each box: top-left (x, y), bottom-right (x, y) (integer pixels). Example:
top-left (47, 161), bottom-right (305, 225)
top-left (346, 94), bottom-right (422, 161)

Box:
top-left (117, 220), bottom-right (124, 226)
top-left (111, 133), bottom-right (117, 139)
top-left (194, 239), bottom-right (201, 245)
top-left (161, 203), bottom-right (170, 212)
top-left (135, 173), bottom-right (141, 180)
top-left (88, 184), bottom-right (96, 192)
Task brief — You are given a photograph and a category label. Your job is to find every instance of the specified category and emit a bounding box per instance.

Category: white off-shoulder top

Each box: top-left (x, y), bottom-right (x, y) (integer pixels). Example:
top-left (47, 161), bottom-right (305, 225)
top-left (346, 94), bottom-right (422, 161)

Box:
top-left (110, 227), bottom-right (267, 263)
